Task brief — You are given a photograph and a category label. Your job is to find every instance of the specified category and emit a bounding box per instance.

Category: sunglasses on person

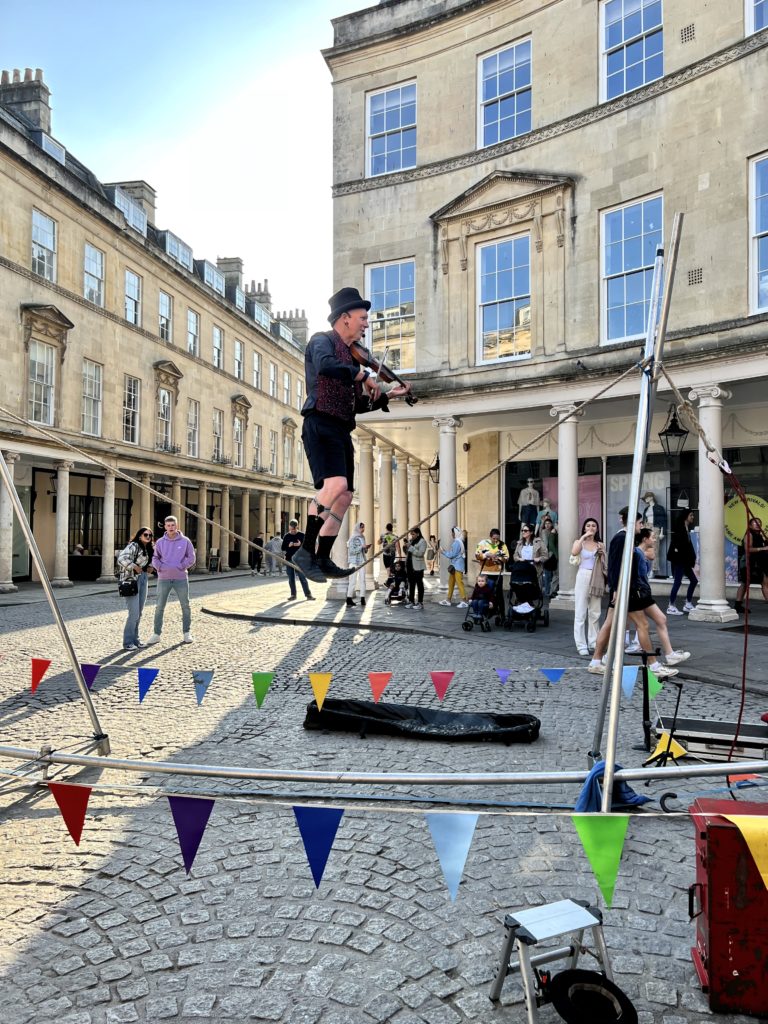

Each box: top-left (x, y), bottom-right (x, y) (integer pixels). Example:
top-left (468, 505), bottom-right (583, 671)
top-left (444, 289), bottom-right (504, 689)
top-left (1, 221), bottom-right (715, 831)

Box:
top-left (141, 532), bottom-right (153, 538)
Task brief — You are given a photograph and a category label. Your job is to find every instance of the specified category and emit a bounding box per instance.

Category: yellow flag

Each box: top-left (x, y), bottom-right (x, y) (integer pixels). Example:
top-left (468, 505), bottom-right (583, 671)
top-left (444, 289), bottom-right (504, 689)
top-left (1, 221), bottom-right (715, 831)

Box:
top-left (724, 816), bottom-right (768, 889)
top-left (645, 732), bottom-right (688, 763)
top-left (309, 673), bottom-right (332, 711)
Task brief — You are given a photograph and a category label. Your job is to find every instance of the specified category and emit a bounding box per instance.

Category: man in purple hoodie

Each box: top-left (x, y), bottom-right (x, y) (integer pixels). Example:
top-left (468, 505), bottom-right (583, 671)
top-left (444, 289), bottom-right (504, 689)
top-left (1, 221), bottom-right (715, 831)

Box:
top-left (146, 516), bottom-right (197, 645)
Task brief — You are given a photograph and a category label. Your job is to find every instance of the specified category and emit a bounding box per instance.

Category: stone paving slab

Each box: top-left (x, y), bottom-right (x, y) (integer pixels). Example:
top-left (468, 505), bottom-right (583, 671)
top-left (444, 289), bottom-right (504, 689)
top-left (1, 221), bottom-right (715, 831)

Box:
top-left (0, 575), bottom-right (766, 1024)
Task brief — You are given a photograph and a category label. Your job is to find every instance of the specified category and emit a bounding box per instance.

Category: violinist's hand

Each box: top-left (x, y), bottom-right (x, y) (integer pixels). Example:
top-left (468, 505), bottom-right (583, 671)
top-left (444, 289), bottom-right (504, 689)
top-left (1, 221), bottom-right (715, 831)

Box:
top-left (387, 383), bottom-right (410, 398)
top-left (363, 376), bottom-right (381, 400)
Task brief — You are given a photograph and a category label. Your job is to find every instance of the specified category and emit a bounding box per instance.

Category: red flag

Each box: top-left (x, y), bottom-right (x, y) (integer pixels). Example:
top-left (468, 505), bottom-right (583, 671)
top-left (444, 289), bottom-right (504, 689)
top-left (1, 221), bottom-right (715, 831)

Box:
top-left (368, 672), bottom-right (392, 703)
top-left (31, 658), bottom-right (52, 693)
top-left (430, 671), bottom-right (454, 701)
top-left (48, 782), bottom-right (92, 846)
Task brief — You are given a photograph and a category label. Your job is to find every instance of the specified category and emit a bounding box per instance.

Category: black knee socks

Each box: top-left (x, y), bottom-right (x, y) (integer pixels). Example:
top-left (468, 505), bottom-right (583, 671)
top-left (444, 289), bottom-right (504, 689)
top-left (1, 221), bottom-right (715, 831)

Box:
top-left (316, 535), bottom-right (336, 559)
top-left (302, 515), bottom-right (323, 553)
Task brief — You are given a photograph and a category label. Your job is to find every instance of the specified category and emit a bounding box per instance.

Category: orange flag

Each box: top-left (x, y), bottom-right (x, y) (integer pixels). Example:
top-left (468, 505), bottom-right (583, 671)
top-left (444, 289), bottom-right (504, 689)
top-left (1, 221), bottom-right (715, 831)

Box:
top-left (430, 671), bottom-right (454, 701)
top-left (309, 673), bottom-right (332, 711)
top-left (31, 658), bottom-right (52, 693)
top-left (48, 782), bottom-right (92, 846)
top-left (369, 672), bottom-right (392, 703)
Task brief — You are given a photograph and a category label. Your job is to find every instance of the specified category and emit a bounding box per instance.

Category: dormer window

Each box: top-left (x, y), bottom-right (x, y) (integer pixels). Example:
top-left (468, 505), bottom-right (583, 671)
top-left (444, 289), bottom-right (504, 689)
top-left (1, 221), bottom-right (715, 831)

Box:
top-left (108, 187), bottom-right (148, 236)
top-left (31, 129), bottom-right (66, 165)
top-left (160, 230), bottom-right (193, 271)
top-left (196, 260), bottom-right (225, 297)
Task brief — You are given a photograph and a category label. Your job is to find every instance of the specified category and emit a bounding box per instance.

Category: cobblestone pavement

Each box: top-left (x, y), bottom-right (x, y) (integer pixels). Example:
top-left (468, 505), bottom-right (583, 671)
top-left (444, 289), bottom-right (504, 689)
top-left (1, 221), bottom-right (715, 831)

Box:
top-left (0, 573), bottom-right (766, 1024)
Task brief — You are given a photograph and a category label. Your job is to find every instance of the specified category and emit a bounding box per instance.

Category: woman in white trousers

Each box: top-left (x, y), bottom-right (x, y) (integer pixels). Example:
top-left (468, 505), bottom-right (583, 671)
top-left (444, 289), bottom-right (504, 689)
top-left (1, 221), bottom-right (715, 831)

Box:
top-left (572, 518), bottom-right (605, 656)
top-left (346, 522), bottom-right (368, 607)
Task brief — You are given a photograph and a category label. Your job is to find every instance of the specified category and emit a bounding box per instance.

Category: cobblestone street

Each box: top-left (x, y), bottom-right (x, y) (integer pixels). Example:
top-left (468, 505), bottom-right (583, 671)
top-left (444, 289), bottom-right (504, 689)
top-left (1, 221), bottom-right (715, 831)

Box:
top-left (0, 573), bottom-right (766, 1024)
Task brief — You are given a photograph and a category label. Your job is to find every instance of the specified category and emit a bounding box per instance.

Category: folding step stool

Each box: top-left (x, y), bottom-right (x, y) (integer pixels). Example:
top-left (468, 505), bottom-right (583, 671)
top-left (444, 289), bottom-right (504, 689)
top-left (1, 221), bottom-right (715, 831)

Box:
top-left (489, 898), bottom-right (613, 1023)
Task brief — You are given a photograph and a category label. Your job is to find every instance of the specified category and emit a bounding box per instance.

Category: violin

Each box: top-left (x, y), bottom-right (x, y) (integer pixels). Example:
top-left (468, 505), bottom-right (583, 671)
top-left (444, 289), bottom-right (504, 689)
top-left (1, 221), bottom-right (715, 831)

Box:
top-left (348, 340), bottom-right (418, 406)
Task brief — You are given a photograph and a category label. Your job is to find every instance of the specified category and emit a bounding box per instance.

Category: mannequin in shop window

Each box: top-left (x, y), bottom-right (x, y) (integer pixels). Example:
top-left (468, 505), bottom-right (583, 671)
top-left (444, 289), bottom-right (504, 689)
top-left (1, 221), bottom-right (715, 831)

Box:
top-left (517, 478), bottom-right (541, 530)
top-left (642, 491), bottom-right (667, 577)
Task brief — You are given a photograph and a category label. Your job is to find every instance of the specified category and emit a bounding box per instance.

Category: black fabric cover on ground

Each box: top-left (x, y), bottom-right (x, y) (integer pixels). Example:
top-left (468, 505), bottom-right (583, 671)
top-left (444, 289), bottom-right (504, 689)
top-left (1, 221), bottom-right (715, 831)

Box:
top-left (303, 698), bottom-right (540, 744)
top-left (548, 969), bottom-right (637, 1024)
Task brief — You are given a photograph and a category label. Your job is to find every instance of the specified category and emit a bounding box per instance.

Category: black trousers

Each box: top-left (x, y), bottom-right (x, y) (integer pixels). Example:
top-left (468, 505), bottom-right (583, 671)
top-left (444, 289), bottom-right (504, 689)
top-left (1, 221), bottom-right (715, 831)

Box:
top-left (408, 569), bottom-right (424, 604)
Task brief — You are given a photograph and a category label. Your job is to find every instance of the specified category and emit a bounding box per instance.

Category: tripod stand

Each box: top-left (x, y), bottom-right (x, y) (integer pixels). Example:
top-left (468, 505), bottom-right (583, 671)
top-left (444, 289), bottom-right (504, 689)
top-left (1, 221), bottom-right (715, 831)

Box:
top-left (643, 680), bottom-right (684, 773)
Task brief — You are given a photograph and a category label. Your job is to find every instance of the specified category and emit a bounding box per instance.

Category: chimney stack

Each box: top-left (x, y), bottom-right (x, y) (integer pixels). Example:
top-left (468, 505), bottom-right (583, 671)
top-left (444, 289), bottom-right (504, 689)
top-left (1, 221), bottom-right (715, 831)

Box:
top-left (245, 278), bottom-right (272, 313)
top-left (0, 68), bottom-right (51, 134)
top-left (275, 307), bottom-right (309, 347)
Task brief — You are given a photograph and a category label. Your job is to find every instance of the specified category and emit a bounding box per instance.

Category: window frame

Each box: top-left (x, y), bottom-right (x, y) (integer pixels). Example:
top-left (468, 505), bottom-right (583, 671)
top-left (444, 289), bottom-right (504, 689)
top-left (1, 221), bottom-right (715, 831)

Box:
top-left (159, 291), bottom-right (173, 342)
top-left (234, 339), bottom-right (244, 380)
top-left (366, 80), bottom-right (417, 178)
top-left (187, 309), bottom-right (200, 356)
top-left (212, 325), bottom-right (224, 370)
top-left (233, 416), bottom-right (244, 468)
top-left (600, 192), bottom-right (664, 346)
top-left (475, 234), bottom-right (532, 365)
top-left (31, 209), bottom-right (57, 282)
top-left (252, 351), bottom-right (263, 390)
top-left (750, 153), bottom-right (768, 314)
top-left (187, 399), bottom-right (200, 458)
top-left (366, 257), bottom-right (416, 372)
top-left (253, 423), bottom-right (263, 469)
top-left (157, 387), bottom-right (173, 449)
top-left (269, 429), bottom-right (278, 474)
top-left (28, 339), bottom-right (56, 425)
top-left (600, 0), bottom-right (663, 103)
top-left (212, 408), bottom-right (224, 460)
top-left (81, 359), bottom-right (103, 437)
top-left (282, 370), bottom-right (291, 405)
top-left (124, 269), bottom-right (142, 326)
top-left (269, 362), bottom-right (278, 399)
top-left (747, 0), bottom-right (768, 33)
top-left (296, 378), bottom-right (304, 411)
top-left (123, 375), bottom-right (140, 445)
top-left (83, 243), bottom-right (105, 307)
top-left (477, 38), bottom-right (533, 150)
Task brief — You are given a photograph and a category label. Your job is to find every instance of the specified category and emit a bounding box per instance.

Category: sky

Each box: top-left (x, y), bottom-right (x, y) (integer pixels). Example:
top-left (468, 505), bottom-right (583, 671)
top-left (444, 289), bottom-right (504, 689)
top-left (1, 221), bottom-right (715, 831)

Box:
top-left (2, 0), bottom-right (367, 328)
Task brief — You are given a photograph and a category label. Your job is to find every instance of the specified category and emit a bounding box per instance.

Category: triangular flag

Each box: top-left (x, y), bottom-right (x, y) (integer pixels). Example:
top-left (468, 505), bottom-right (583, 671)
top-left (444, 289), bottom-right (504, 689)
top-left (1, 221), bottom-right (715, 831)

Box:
top-left (621, 665), bottom-right (639, 699)
top-left (540, 668), bottom-right (565, 684)
top-left (167, 796), bottom-right (215, 874)
top-left (495, 668), bottom-right (512, 686)
top-left (192, 670), bottom-right (214, 706)
top-left (571, 814), bottom-right (629, 906)
top-left (645, 733), bottom-right (688, 763)
top-left (309, 673), bottom-right (332, 711)
top-left (430, 671), bottom-right (454, 700)
top-left (80, 664), bottom-right (101, 690)
top-left (425, 812), bottom-right (478, 901)
top-left (647, 667), bottom-right (663, 699)
top-left (31, 658), bottom-right (51, 693)
top-left (48, 782), bottom-right (92, 846)
top-left (368, 672), bottom-right (392, 703)
top-left (138, 668), bottom-right (159, 703)
top-left (251, 672), bottom-right (274, 709)
top-left (293, 806), bottom-right (344, 888)
top-left (724, 816), bottom-right (768, 889)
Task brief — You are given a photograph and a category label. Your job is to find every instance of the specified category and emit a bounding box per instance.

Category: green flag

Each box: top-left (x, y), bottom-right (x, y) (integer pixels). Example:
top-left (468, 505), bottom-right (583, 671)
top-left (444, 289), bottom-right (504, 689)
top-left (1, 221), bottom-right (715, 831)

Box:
top-left (571, 814), bottom-right (629, 907)
top-left (251, 672), bottom-right (275, 709)
top-left (646, 667), bottom-right (663, 699)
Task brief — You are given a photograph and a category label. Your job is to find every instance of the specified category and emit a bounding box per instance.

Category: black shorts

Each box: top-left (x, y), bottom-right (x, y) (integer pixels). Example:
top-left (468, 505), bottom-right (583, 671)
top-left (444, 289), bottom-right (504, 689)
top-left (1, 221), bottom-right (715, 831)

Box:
top-left (302, 413), bottom-right (355, 491)
top-left (628, 594), bottom-right (655, 612)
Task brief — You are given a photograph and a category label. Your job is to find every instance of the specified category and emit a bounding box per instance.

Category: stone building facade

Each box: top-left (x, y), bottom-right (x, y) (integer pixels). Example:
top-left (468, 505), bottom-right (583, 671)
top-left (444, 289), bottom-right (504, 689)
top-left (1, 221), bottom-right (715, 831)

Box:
top-left (324, 0), bottom-right (768, 618)
top-left (0, 69), bottom-right (317, 590)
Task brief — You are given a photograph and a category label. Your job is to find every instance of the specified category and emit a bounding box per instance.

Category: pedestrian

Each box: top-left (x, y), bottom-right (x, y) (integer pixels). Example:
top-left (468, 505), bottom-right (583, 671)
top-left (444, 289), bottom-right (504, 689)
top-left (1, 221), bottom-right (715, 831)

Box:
top-left (117, 526), bottom-right (155, 650)
top-left (282, 520), bottom-right (314, 601)
top-left (475, 528), bottom-right (509, 579)
top-left (346, 521), bottom-right (369, 606)
top-left (146, 516), bottom-right (196, 645)
top-left (265, 535), bottom-right (282, 575)
top-left (571, 518), bottom-right (606, 656)
top-left (513, 524), bottom-right (545, 580)
top-left (426, 534), bottom-right (439, 575)
top-left (292, 286), bottom-right (412, 584)
top-left (379, 522), bottom-right (399, 582)
top-left (667, 509), bottom-right (698, 614)
top-left (626, 529), bottom-right (690, 665)
top-left (404, 526), bottom-right (427, 610)
top-left (439, 526), bottom-right (468, 608)
top-left (539, 514), bottom-right (559, 599)
top-left (734, 516), bottom-right (768, 613)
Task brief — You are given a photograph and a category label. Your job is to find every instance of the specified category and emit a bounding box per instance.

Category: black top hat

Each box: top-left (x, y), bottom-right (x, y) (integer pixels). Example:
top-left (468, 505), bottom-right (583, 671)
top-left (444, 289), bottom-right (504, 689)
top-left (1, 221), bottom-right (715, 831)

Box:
top-left (548, 970), bottom-right (637, 1024)
top-left (328, 287), bottom-right (371, 324)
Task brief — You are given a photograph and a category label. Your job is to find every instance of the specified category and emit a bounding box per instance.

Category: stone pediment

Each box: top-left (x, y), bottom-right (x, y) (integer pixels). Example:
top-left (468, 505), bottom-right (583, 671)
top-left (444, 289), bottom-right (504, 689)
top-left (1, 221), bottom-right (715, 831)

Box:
top-left (153, 359), bottom-right (184, 380)
top-left (232, 394), bottom-right (253, 411)
top-left (431, 171), bottom-right (572, 224)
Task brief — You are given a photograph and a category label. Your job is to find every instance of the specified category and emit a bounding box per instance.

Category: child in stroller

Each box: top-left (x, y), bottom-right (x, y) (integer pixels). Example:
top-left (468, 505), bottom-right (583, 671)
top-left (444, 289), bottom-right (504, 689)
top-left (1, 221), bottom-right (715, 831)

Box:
top-left (383, 559), bottom-right (409, 606)
top-left (462, 573), bottom-right (501, 632)
top-left (505, 560), bottom-right (549, 632)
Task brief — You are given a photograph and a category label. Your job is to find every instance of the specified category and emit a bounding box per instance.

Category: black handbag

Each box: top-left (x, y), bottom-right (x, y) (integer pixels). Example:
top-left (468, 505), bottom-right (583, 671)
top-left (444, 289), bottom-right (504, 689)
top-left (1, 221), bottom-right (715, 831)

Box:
top-left (118, 577), bottom-right (138, 597)
top-left (543, 553), bottom-right (558, 571)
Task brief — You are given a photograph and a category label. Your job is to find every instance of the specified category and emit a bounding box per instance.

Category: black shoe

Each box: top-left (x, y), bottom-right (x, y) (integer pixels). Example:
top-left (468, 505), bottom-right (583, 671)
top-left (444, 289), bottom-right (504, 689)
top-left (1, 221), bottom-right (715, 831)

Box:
top-left (305, 594), bottom-right (315, 601)
top-left (734, 601), bottom-right (744, 614)
top-left (360, 597), bottom-right (366, 606)
top-left (316, 556), bottom-right (354, 579)
top-left (287, 594), bottom-right (297, 601)
top-left (346, 597), bottom-right (356, 607)
top-left (292, 547), bottom-right (327, 583)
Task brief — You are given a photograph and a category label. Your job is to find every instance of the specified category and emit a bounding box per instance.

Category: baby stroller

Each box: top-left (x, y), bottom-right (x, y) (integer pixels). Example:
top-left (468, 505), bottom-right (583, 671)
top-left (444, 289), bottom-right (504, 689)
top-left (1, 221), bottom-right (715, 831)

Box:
top-left (383, 559), bottom-right (409, 606)
top-left (505, 560), bottom-right (549, 632)
top-left (461, 564), bottom-right (505, 632)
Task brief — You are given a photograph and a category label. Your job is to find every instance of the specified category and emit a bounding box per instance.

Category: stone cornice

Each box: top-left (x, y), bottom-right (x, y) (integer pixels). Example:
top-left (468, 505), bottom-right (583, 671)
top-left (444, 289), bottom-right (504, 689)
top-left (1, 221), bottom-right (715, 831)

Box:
top-left (332, 30), bottom-right (768, 198)
top-left (430, 171), bottom-right (573, 223)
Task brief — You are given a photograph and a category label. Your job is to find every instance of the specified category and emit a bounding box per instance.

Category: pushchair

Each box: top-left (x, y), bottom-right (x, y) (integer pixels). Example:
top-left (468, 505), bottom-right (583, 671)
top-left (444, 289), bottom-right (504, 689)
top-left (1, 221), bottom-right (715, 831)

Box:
top-left (383, 559), bottom-right (409, 606)
top-left (461, 568), bottom-right (505, 632)
top-left (505, 560), bottom-right (549, 632)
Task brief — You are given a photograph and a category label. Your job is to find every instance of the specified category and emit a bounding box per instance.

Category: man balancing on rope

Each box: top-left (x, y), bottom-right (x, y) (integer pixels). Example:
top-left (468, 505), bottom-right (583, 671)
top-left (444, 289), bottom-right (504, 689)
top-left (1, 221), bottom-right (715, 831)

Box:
top-left (292, 287), bottom-right (412, 583)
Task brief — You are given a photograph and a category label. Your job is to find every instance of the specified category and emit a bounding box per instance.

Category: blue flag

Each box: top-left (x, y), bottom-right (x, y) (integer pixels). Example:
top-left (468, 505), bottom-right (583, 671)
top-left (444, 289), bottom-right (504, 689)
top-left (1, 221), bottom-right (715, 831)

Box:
top-left (293, 806), bottom-right (344, 888)
top-left (495, 668), bottom-right (512, 686)
top-left (425, 812), bottom-right (478, 901)
top-left (192, 670), bottom-right (214, 706)
top-left (621, 665), bottom-right (639, 699)
top-left (138, 668), bottom-right (159, 703)
top-left (167, 796), bottom-right (215, 874)
top-left (540, 668), bottom-right (565, 684)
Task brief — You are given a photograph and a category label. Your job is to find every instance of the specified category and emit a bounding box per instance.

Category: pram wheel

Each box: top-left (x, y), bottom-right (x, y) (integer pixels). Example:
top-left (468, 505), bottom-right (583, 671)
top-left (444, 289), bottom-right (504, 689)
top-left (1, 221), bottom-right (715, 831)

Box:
top-left (462, 621), bottom-right (473, 632)
top-left (526, 621), bottom-right (536, 633)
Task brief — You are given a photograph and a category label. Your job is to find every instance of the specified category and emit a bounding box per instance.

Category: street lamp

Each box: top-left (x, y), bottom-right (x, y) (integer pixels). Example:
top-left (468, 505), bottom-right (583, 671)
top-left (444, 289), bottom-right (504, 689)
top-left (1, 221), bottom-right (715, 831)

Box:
top-left (658, 405), bottom-right (689, 460)
top-left (428, 454), bottom-right (440, 484)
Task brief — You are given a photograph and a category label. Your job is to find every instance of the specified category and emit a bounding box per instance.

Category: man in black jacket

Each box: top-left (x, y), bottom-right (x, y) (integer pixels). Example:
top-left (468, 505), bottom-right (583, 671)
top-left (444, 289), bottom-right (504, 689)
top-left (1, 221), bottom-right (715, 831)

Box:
top-left (292, 287), bottom-right (411, 583)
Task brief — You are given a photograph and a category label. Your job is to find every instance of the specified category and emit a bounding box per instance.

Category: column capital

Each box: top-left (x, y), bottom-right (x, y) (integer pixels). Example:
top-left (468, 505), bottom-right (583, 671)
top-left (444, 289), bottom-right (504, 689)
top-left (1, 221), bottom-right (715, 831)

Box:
top-left (419, 466), bottom-right (430, 479)
top-left (433, 416), bottom-right (462, 432)
top-left (688, 384), bottom-right (732, 405)
top-left (378, 442), bottom-right (394, 456)
top-left (2, 451), bottom-right (20, 465)
top-left (103, 468), bottom-right (116, 480)
top-left (55, 460), bottom-right (75, 472)
top-left (549, 403), bottom-right (583, 420)
top-left (357, 434), bottom-right (375, 453)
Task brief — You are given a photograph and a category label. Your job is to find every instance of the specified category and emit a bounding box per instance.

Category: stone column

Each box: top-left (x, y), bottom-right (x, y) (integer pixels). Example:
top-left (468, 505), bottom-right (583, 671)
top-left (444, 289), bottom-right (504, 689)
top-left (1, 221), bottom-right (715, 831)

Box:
top-left (239, 489), bottom-right (250, 568)
top-left (195, 483), bottom-right (209, 572)
top-left (419, 468), bottom-right (430, 536)
top-left (434, 417), bottom-right (462, 591)
top-left (97, 470), bottom-right (117, 582)
top-left (52, 461), bottom-right (74, 587)
top-left (408, 462), bottom-right (420, 529)
top-left (688, 385), bottom-right (738, 622)
top-left (396, 456), bottom-right (409, 544)
top-left (258, 491), bottom-right (267, 536)
top-left (429, 479), bottom-right (438, 539)
top-left (357, 435), bottom-right (375, 590)
top-left (0, 452), bottom-right (20, 592)
top-left (220, 485), bottom-right (231, 570)
top-left (139, 473), bottom-right (151, 533)
top-left (171, 478), bottom-right (182, 532)
top-left (331, 506), bottom-right (351, 601)
top-left (549, 404), bottom-right (582, 609)
top-left (379, 445), bottom-right (394, 532)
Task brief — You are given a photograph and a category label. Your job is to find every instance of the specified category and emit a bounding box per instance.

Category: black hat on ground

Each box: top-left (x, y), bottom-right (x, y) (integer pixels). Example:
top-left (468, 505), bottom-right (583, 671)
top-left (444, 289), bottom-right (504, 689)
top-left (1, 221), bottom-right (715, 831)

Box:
top-left (549, 970), bottom-right (637, 1024)
top-left (328, 287), bottom-right (371, 324)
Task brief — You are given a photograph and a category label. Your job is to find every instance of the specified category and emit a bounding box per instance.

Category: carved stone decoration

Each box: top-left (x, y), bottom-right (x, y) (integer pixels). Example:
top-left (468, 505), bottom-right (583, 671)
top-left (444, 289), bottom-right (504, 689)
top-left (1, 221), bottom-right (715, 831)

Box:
top-left (232, 393), bottom-right (253, 430)
top-left (555, 193), bottom-right (565, 247)
top-left (459, 223), bottom-right (469, 271)
top-left (153, 360), bottom-right (183, 405)
top-left (21, 304), bottom-right (74, 363)
top-left (440, 226), bottom-right (449, 275)
top-left (533, 204), bottom-right (543, 253)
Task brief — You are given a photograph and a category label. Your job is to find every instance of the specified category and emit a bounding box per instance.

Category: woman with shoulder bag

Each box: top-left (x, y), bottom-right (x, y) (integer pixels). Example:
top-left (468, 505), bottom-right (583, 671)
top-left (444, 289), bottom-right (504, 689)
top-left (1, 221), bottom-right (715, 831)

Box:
top-left (571, 518), bottom-right (606, 656)
top-left (117, 527), bottom-right (154, 650)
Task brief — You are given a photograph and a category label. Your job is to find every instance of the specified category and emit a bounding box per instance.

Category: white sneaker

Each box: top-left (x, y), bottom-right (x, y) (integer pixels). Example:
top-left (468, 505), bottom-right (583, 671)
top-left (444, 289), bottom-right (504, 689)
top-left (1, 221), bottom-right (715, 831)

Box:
top-left (414, 603), bottom-right (424, 611)
top-left (182, 633), bottom-right (194, 644)
top-left (577, 647), bottom-right (589, 657)
top-left (439, 599), bottom-right (452, 607)
top-left (404, 600), bottom-right (413, 607)
top-left (123, 644), bottom-right (138, 651)
top-left (624, 643), bottom-right (642, 654)
top-left (667, 605), bottom-right (683, 616)
top-left (457, 601), bottom-right (468, 609)
top-left (683, 602), bottom-right (695, 613)
top-left (651, 662), bottom-right (678, 678)
top-left (665, 650), bottom-right (690, 665)
top-left (587, 661), bottom-right (605, 675)
top-left (145, 634), bottom-right (161, 645)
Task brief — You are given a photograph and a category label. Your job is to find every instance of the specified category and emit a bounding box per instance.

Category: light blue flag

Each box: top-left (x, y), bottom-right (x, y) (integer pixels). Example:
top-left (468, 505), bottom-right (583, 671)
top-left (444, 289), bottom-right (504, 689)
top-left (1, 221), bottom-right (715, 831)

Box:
top-left (621, 665), bottom-right (639, 699)
top-left (192, 670), bottom-right (214, 706)
top-left (425, 812), bottom-right (478, 901)
top-left (540, 668), bottom-right (566, 684)
top-left (495, 668), bottom-right (512, 686)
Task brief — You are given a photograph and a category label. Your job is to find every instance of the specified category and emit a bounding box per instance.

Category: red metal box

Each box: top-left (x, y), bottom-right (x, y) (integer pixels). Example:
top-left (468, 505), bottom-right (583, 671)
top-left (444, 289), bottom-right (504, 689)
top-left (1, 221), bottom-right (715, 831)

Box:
top-left (688, 797), bottom-right (768, 1016)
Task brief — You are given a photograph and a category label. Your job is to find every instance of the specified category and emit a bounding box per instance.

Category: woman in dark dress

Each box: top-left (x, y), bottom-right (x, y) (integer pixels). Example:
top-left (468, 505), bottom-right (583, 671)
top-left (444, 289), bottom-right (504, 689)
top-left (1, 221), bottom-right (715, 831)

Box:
top-left (734, 517), bottom-right (768, 613)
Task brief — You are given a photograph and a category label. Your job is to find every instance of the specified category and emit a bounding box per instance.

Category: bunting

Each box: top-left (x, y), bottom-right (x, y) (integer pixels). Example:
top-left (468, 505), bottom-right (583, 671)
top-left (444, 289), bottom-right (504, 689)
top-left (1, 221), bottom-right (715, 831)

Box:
top-left (167, 796), bottom-right (215, 874)
top-left (723, 816), bottom-right (768, 889)
top-left (540, 668), bottom-right (565, 684)
top-left (293, 806), bottom-right (344, 888)
top-left (138, 668), bottom-right (159, 703)
top-left (309, 673), bottom-right (332, 711)
top-left (251, 672), bottom-right (274, 709)
top-left (430, 671), bottom-right (454, 701)
top-left (495, 669), bottom-right (512, 686)
top-left (646, 667), bottom-right (663, 699)
top-left (48, 782), bottom-right (92, 846)
top-left (425, 812), bottom-right (478, 901)
top-left (192, 670), bottom-right (214, 706)
top-left (621, 666), bottom-right (638, 699)
top-left (368, 672), bottom-right (392, 703)
top-left (80, 664), bottom-right (101, 690)
top-left (31, 658), bottom-right (51, 693)
top-left (571, 814), bottom-right (629, 907)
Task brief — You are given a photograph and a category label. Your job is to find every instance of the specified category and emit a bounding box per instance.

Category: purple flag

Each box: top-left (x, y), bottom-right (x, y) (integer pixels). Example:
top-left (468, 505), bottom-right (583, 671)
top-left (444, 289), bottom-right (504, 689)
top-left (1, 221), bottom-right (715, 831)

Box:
top-left (495, 668), bottom-right (512, 686)
top-left (167, 796), bottom-right (215, 874)
top-left (138, 668), bottom-right (159, 703)
top-left (192, 670), bottom-right (214, 706)
top-left (293, 806), bottom-right (344, 888)
top-left (80, 663), bottom-right (101, 690)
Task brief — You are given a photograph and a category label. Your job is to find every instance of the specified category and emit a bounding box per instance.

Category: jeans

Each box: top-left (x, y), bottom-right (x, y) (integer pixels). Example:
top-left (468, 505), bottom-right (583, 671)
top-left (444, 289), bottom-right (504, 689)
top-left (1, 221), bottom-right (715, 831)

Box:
top-left (153, 577), bottom-right (191, 635)
top-left (287, 564), bottom-right (311, 597)
top-left (471, 598), bottom-right (489, 617)
top-left (670, 564), bottom-right (698, 604)
top-left (122, 572), bottom-right (148, 647)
